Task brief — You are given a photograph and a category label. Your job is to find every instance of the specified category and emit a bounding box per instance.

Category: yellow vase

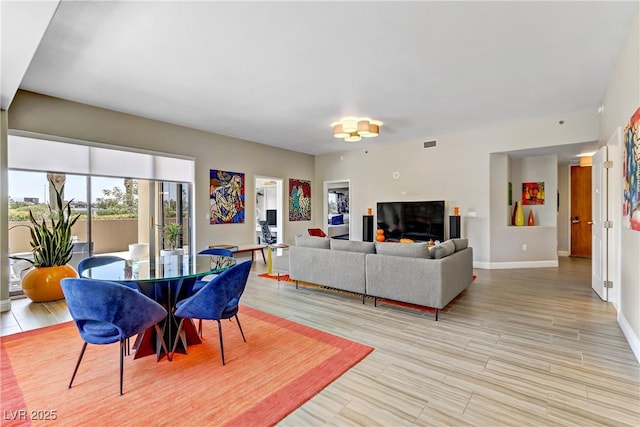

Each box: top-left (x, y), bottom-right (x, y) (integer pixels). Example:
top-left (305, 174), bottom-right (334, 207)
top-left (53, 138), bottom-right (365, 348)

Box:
top-left (21, 265), bottom-right (78, 302)
top-left (514, 202), bottom-right (525, 226)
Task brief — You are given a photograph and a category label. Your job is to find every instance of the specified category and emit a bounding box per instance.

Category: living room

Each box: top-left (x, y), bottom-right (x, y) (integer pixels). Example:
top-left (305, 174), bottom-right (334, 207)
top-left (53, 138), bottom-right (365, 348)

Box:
top-left (1, 1), bottom-right (639, 424)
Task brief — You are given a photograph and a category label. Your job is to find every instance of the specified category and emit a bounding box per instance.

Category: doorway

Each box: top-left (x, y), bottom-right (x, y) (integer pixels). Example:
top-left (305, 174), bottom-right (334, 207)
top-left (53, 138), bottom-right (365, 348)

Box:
top-left (255, 177), bottom-right (283, 244)
top-left (323, 180), bottom-right (350, 239)
top-left (570, 165), bottom-right (592, 257)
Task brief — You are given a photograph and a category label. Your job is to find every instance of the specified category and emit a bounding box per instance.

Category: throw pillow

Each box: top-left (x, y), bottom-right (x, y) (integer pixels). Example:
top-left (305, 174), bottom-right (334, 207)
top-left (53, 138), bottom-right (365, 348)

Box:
top-left (433, 240), bottom-right (456, 259)
top-left (295, 234), bottom-right (330, 249)
top-left (375, 242), bottom-right (431, 258)
top-left (452, 238), bottom-right (468, 251)
top-left (330, 214), bottom-right (344, 225)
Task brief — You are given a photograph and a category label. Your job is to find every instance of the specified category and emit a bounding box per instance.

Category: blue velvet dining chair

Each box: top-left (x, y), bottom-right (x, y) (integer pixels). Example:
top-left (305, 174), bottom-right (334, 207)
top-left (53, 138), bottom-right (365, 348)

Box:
top-left (190, 248), bottom-right (235, 294)
top-left (76, 255), bottom-right (139, 354)
top-left (61, 278), bottom-right (169, 395)
top-left (171, 260), bottom-right (252, 365)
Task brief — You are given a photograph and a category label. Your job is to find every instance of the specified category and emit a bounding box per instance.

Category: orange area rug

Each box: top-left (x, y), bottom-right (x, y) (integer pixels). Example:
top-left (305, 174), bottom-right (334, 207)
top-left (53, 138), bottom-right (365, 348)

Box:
top-left (1, 306), bottom-right (372, 426)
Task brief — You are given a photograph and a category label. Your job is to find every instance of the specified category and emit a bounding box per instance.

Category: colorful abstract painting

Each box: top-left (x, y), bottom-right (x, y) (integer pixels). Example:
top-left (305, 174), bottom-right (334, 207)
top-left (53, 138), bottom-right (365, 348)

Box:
top-left (622, 107), bottom-right (640, 231)
top-left (289, 178), bottom-right (311, 221)
top-left (522, 182), bottom-right (545, 205)
top-left (210, 169), bottom-right (245, 224)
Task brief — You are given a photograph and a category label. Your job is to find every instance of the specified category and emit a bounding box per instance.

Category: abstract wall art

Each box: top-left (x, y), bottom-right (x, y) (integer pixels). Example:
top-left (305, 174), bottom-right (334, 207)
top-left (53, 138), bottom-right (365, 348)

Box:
top-left (623, 107), bottom-right (640, 231)
top-left (209, 169), bottom-right (245, 224)
top-left (522, 182), bottom-right (545, 205)
top-left (289, 178), bottom-right (311, 221)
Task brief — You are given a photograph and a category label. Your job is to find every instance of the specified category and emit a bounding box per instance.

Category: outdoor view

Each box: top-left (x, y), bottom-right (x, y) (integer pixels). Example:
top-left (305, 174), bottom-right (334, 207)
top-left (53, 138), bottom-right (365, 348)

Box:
top-left (8, 170), bottom-right (190, 295)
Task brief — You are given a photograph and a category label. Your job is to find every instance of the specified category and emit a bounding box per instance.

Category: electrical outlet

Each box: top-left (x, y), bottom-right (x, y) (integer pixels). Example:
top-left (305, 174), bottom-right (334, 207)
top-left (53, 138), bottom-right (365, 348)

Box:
top-left (522, 244), bottom-right (527, 251)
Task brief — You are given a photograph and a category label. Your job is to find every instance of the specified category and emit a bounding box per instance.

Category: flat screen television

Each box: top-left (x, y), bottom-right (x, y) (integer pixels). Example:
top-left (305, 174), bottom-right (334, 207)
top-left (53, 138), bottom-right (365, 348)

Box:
top-left (376, 200), bottom-right (445, 242)
top-left (266, 209), bottom-right (277, 226)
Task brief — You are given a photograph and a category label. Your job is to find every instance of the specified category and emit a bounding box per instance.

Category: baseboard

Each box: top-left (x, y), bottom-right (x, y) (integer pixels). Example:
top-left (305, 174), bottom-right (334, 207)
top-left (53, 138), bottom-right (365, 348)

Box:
top-left (485, 260), bottom-right (559, 269)
top-left (557, 251), bottom-right (570, 257)
top-left (473, 261), bottom-right (491, 269)
top-left (618, 310), bottom-right (640, 364)
top-left (0, 298), bottom-right (11, 313)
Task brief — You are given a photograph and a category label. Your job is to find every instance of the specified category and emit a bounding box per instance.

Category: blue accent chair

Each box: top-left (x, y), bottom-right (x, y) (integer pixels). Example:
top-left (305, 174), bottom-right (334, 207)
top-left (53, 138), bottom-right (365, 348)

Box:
top-left (190, 248), bottom-right (235, 294)
top-left (172, 260), bottom-right (251, 365)
top-left (76, 255), bottom-right (139, 354)
top-left (61, 278), bottom-right (169, 395)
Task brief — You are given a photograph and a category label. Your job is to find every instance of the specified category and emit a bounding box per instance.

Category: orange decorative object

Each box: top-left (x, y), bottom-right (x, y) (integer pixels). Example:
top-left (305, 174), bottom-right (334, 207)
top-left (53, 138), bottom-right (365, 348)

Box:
top-left (453, 206), bottom-right (460, 216)
top-left (375, 229), bottom-right (385, 242)
top-left (21, 265), bottom-right (78, 302)
top-left (528, 209), bottom-right (535, 226)
top-left (367, 208), bottom-right (373, 215)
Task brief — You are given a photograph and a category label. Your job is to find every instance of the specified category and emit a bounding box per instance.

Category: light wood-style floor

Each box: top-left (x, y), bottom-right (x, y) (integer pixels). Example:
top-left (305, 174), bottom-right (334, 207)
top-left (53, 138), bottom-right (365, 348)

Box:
top-left (2, 256), bottom-right (639, 426)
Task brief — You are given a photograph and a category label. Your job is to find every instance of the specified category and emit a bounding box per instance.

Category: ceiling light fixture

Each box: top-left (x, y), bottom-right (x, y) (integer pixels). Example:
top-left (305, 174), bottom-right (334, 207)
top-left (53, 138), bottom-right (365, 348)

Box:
top-left (331, 117), bottom-right (382, 142)
top-left (579, 157), bottom-right (592, 167)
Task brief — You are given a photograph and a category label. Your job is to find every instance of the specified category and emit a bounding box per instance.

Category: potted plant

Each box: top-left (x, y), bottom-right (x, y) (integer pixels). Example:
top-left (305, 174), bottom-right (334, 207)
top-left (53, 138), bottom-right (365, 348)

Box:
top-left (10, 178), bottom-right (80, 302)
top-left (157, 222), bottom-right (183, 256)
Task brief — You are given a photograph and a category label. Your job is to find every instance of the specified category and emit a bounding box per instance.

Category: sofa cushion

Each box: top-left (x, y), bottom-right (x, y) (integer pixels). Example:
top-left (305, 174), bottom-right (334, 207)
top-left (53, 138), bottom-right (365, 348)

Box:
top-left (452, 238), bottom-right (468, 252)
top-left (331, 239), bottom-right (375, 254)
top-left (433, 240), bottom-right (456, 259)
top-left (375, 242), bottom-right (432, 259)
top-left (295, 234), bottom-right (330, 249)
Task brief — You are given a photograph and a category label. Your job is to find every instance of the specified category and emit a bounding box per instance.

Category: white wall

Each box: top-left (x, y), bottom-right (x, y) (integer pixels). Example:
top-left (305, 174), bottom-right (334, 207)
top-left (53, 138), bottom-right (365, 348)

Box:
top-left (315, 109), bottom-right (599, 267)
top-left (598, 10), bottom-right (640, 361)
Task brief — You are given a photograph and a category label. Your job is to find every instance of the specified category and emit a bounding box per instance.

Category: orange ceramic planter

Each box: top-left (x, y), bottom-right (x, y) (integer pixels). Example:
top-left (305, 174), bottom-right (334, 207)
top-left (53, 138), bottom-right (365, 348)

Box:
top-left (21, 265), bottom-right (78, 302)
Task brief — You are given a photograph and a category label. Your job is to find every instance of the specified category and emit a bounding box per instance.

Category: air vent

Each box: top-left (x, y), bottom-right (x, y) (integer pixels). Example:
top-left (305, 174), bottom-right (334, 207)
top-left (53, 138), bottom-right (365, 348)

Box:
top-left (423, 140), bottom-right (437, 148)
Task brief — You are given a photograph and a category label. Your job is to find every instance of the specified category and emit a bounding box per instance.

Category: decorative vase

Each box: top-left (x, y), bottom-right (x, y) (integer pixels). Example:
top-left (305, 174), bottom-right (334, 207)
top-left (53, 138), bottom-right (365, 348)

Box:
top-left (514, 201), bottom-right (525, 226)
top-left (367, 208), bottom-right (373, 216)
top-left (21, 265), bottom-right (78, 302)
top-left (375, 229), bottom-right (385, 242)
top-left (528, 210), bottom-right (535, 226)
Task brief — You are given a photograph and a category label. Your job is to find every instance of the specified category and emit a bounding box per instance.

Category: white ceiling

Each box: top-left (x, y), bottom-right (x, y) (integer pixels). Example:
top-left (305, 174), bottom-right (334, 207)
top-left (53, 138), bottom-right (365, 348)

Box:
top-left (3, 1), bottom-right (638, 158)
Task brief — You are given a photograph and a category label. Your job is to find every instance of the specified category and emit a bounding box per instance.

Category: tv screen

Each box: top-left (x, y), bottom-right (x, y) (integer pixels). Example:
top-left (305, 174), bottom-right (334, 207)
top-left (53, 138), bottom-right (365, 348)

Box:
top-left (266, 209), bottom-right (277, 226)
top-left (376, 201), bottom-right (445, 242)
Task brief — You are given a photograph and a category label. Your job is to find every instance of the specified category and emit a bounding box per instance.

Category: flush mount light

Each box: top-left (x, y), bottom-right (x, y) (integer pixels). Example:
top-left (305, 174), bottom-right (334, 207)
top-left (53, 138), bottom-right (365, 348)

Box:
top-left (579, 157), bottom-right (592, 167)
top-left (577, 152), bottom-right (595, 167)
top-left (331, 117), bottom-right (382, 142)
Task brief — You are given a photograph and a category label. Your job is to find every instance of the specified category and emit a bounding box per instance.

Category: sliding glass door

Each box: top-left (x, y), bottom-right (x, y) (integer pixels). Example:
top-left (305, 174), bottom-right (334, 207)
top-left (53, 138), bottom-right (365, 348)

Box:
top-left (7, 134), bottom-right (195, 295)
top-left (8, 170), bottom-right (192, 295)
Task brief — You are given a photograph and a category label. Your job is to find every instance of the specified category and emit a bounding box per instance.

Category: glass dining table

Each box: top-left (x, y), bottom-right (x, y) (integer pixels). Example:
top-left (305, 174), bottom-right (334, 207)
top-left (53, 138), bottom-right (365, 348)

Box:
top-left (82, 254), bottom-right (236, 361)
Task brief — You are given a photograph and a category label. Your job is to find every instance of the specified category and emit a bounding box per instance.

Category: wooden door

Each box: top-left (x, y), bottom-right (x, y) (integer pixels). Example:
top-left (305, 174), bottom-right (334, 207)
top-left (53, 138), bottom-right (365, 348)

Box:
top-left (571, 165), bottom-right (592, 257)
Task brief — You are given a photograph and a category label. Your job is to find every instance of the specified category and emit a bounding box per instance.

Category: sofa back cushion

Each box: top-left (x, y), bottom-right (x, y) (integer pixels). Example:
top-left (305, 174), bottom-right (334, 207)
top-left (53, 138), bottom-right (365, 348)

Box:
top-left (375, 242), bottom-right (432, 259)
top-left (452, 238), bottom-right (468, 251)
top-left (295, 234), bottom-right (330, 249)
top-left (432, 239), bottom-right (456, 259)
top-left (331, 239), bottom-right (375, 254)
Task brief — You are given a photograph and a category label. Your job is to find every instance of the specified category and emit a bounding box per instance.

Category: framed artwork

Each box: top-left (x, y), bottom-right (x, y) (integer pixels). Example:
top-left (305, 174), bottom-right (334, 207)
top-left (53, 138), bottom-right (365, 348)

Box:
top-left (209, 169), bottom-right (245, 224)
top-left (622, 107), bottom-right (640, 231)
top-left (289, 178), bottom-right (311, 221)
top-left (522, 182), bottom-right (544, 205)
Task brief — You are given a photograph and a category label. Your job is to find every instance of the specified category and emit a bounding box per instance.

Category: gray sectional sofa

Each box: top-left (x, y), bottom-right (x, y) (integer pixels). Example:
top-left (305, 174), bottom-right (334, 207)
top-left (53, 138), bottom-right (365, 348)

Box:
top-left (288, 235), bottom-right (473, 320)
